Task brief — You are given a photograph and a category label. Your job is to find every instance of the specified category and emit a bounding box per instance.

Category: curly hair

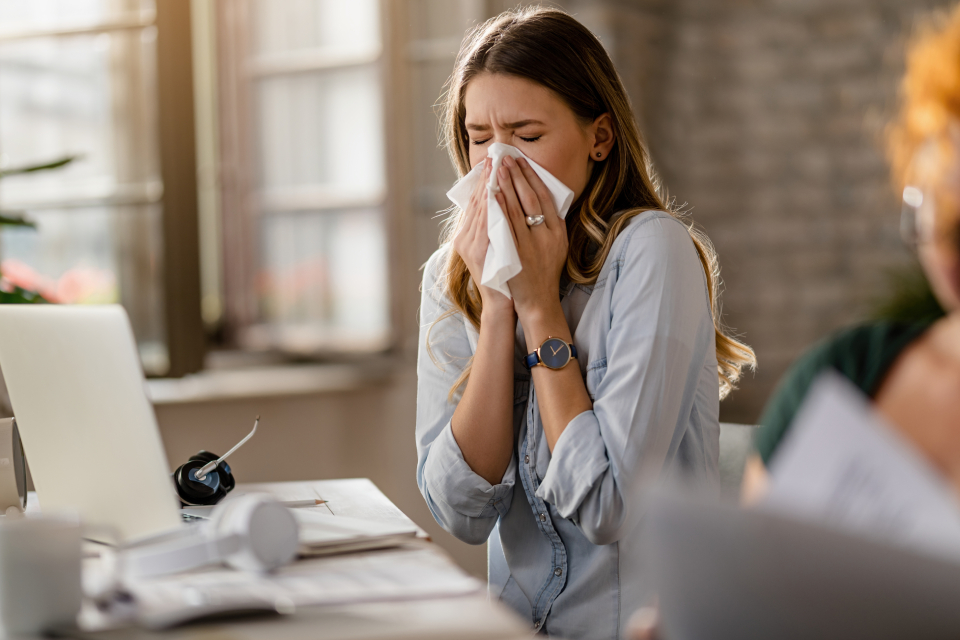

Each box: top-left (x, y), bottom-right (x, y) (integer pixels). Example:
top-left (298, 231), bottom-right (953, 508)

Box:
top-left (888, 3), bottom-right (960, 255)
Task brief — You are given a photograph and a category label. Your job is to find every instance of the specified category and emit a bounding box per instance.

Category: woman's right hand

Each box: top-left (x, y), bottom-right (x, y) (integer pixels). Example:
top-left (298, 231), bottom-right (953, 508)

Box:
top-left (452, 158), bottom-right (515, 316)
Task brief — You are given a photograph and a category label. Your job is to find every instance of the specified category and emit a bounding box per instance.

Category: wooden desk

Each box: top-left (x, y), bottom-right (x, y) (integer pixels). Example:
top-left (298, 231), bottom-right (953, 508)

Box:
top-left (77, 479), bottom-right (529, 640)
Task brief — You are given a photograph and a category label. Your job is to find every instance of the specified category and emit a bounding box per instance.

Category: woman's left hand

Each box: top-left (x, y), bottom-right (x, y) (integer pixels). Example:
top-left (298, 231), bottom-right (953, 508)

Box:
top-left (494, 155), bottom-right (568, 322)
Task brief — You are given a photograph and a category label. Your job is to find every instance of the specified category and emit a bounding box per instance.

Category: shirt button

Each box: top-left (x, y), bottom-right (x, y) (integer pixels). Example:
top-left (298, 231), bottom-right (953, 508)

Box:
top-left (534, 619), bottom-right (542, 629)
top-left (555, 567), bottom-right (562, 576)
top-left (524, 455), bottom-right (530, 464)
top-left (539, 513), bottom-right (546, 522)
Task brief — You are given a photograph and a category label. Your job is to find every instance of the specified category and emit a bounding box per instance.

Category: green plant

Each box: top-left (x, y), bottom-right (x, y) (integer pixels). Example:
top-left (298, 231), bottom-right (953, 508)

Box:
top-left (0, 156), bottom-right (78, 304)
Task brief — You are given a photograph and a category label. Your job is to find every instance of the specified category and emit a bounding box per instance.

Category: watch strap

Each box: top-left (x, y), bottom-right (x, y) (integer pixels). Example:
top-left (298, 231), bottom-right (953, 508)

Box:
top-left (523, 351), bottom-right (540, 369)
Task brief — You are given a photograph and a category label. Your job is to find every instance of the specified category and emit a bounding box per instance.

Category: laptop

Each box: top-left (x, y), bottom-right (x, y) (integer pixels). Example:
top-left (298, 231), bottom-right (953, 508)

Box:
top-left (0, 305), bottom-right (182, 541)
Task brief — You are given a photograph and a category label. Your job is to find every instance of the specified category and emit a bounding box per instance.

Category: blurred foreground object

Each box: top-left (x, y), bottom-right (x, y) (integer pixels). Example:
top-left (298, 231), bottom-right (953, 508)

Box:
top-left (647, 372), bottom-right (960, 639)
top-left (645, 489), bottom-right (960, 640)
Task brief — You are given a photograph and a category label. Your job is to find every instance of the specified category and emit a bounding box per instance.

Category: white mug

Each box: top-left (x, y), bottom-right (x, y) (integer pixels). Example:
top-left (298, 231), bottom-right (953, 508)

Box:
top-left (0, 514), bottom-right (82, 637)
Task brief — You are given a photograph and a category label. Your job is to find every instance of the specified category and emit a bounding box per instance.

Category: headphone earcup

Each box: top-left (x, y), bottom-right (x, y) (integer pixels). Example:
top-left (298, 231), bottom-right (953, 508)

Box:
top-left (172, 458), bottom-right (226, 506)
top-left (216, 461), bottom-right (236, 493)
top-left (189, 450), bottom-right (219, 464)
top-left (184, 451), bottom-right (235, 496)
top-left (211, 494), bottom-right (299, 573)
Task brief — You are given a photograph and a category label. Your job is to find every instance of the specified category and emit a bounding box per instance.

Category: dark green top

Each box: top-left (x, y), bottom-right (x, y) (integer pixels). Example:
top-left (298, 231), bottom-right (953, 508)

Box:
top-left (755, 320), bottom-right (933, 464)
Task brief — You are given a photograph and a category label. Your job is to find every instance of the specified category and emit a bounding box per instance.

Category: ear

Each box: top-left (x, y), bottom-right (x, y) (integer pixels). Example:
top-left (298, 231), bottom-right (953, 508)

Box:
top-left (589, 113), bottom-right (616, 161)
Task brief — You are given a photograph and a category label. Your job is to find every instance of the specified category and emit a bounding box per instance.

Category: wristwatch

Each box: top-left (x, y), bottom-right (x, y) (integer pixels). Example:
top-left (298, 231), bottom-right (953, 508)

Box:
top-left (524, 336), bottom-right (578, 370)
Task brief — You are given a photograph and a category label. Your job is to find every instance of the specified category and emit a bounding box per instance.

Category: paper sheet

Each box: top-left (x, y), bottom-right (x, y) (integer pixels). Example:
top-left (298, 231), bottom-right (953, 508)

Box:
top-left (113, 547), bottom-right (482, 630)
top-left (761, 370), bottom-right (960, 561)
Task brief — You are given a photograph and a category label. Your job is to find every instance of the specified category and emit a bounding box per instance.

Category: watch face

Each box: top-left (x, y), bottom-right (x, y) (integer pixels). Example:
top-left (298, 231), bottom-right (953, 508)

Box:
top-left (539, 338), bottom-right (571, 369)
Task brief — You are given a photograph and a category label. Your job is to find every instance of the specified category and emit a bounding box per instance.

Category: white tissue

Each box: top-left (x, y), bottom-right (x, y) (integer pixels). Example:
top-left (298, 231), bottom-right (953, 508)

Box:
top-left (446, 142), bottom-right (575, 299)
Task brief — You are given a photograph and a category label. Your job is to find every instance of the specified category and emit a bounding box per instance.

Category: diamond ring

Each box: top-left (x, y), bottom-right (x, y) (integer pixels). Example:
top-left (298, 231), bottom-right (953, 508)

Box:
top-left (525, 215), bottom-right (545, 227)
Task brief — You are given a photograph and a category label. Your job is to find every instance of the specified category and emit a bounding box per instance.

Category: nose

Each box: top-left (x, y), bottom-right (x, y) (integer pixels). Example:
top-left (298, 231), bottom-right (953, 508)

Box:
top-left (491, 126), bottom-right (513, 146)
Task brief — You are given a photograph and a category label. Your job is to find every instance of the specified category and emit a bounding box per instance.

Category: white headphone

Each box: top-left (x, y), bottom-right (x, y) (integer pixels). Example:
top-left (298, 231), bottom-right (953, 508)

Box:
top-left (123, 494), bottom-right (299, 581)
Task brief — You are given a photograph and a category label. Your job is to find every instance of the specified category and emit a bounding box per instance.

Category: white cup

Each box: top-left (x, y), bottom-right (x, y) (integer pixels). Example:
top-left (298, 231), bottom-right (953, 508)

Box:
top-left (0, 515), bottom-right (82, 637)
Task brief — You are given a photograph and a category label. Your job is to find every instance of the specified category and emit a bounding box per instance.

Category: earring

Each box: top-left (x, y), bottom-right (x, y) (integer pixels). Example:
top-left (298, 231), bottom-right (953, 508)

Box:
top-left (596, 152), bottom-right (602, 158)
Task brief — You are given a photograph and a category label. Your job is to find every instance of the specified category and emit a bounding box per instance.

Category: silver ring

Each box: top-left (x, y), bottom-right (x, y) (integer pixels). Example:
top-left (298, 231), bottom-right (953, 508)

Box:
top-left (525, 215), bottom-right (545, 227)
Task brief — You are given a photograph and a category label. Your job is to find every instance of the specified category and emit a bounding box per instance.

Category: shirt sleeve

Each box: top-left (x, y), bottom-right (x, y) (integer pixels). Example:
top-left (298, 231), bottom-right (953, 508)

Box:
top-left (535, 215), bottom-right (717, 546)
top-left (415, 247), bottom-right (516, 546)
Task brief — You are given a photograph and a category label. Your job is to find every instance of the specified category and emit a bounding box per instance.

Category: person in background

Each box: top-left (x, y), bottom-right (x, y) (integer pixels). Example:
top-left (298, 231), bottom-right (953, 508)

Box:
top-left (742, 3), bottom-right (960, 509)
top-left (627, 5), bottom-right (960, 639)
top-left (414, 7), bottom-right (756, 639)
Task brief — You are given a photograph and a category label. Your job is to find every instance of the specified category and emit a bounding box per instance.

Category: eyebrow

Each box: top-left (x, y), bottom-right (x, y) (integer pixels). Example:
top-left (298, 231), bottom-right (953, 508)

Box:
top-left (465, 119), bottom-right (545, 132)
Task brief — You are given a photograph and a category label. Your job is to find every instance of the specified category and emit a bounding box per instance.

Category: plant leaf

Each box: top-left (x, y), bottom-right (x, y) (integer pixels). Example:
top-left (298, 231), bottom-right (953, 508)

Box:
top-left (0, 286), bottom-right (49, 304)
top-left (0, 155), bottom-right (79, 179)
top-left (0, 212), bottom-right (35, 228)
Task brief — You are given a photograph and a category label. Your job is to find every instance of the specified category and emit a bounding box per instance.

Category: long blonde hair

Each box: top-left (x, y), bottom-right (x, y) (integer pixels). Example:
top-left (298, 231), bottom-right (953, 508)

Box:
top-left (431, 6), bottom-right (755, 400)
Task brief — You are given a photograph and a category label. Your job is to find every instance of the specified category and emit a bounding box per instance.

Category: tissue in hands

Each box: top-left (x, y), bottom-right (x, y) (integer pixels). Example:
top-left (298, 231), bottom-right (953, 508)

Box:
top-left (446, 143), bottom-right (574, 299)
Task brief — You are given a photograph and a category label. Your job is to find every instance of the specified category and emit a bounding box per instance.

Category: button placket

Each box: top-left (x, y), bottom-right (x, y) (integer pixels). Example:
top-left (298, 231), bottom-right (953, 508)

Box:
top-left (521, 384), bottom-right (568, 627)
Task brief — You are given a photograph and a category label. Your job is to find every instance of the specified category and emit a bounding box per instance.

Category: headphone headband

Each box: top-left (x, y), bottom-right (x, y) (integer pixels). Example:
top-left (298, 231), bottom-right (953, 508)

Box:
top-left (123, 494), bottom-right (298, 581)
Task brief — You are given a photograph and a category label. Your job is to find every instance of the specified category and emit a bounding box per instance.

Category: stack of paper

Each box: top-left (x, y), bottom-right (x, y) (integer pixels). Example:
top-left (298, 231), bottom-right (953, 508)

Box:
top-left (292, 509), bottom-right (419, 556)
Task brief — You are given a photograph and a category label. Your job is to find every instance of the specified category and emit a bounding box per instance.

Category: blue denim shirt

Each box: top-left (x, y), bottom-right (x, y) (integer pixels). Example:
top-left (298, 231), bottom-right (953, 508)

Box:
top-left (416, 211), bottom-right (720, 639)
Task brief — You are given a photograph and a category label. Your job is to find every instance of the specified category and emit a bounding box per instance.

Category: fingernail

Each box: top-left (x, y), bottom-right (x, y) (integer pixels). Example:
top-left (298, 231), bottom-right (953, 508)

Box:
top-left (503, 156), bottom-right (514, 167)
top-left (499, 167), bottom-right (508, 179)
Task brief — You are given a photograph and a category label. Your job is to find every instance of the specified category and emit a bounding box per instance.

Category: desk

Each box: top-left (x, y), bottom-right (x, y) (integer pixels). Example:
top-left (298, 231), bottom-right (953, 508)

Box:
top-left (75, 479), bottom-right (529, 640)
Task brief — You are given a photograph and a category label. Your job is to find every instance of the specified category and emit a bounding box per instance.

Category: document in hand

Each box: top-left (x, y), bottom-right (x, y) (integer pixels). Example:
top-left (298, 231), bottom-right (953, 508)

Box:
top-left (643, 372), bottom-right (960, 640)
top-left (762, 370), bottom-right (960, 560)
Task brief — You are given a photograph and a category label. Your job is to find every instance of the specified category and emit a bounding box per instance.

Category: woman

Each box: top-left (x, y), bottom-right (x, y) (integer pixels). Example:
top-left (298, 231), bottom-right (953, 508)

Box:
top-left (415, 7), bottom-right (755, 639)
top-left (744, 5), bottom-right (960, 503)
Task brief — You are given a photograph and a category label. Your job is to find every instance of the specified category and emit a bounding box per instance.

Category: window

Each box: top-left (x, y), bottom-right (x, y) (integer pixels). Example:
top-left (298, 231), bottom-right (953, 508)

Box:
top-left (0, 0), bottom-right (168, 372)
top-left (0, 0), bottom-right (492, 379)
top-left (218, 0), bottom-right (390, 354)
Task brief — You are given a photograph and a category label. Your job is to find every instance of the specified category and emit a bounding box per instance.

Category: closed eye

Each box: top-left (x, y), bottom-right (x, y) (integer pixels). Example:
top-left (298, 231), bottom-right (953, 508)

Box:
top-left (470, 138), bottom-right (492, 146)
top-left (519, 135), bottom-right (541, 143)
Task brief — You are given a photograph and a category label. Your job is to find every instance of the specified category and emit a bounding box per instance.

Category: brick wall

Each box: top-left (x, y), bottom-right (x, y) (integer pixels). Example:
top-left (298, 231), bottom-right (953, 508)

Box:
top-left (549, 0), bottom-right (955, 422)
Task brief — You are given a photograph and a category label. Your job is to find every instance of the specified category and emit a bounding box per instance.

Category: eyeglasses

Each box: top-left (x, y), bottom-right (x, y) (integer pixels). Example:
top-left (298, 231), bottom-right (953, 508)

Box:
top-left (900, 185), bottom-right (925, 248)
top-left (901, 184), bottom-right (960, 251)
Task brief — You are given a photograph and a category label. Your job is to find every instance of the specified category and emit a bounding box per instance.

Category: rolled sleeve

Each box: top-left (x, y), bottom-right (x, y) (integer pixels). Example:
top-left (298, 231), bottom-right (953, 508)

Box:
top-left (423, 422), bottom-right (516, 519)
top-left (536, 410), bottom-right (607, 518)
top-left (415, 246), bottom-right (515, 545)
